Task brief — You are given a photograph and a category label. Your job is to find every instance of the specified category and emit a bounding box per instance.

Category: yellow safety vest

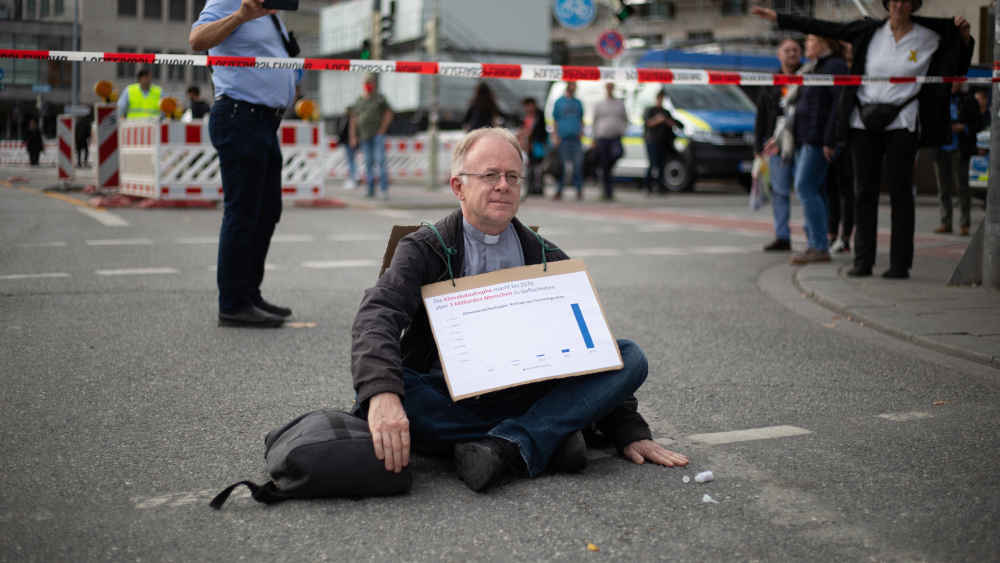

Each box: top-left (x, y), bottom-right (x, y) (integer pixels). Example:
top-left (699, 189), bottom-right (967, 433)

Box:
top-left (125, 84), bottom-right (162, 119)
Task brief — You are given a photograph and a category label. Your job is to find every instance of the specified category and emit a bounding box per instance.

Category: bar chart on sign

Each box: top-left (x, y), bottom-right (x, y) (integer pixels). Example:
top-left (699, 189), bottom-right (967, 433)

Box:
top-left (423, 266), bottom-right (623, 400)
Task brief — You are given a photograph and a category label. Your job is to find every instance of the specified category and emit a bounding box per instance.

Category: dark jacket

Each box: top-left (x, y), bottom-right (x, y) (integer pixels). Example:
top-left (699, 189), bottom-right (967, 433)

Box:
top-left (526, 107), bottom-right (547, 146)
top-left (778, 13), bottom-right (975, 147)
top-left (24, 128), bottom-right (43, 154)
top-left (350, 209), bottom-right (652, 450)
top-left (794, 54), bottom-right (849, 148)
top-left (948, 90), bottom-right (984, 157)
top-left (754, 85), bottom-right (782, 154)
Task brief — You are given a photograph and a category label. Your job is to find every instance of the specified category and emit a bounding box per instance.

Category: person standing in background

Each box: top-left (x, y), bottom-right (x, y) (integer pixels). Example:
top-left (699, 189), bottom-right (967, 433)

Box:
top-left (933, 82), bottom-right (982, 236)
top-left (517, 97), bottom-right (548, 197)
top-left (118, 69), bottom-right (161, 120)
top-left (642, 89), bottom-right (679, 196)
top-left (350, 74), bottom-right (394, 200)
top-left (187, 86), bottom-right (211, 119)
top-left (190, 0), bottom-right (298, 327)
top-left (552, 81), bottom-right (585, 201)
top-left (592, 83), bottom-right (628, 201)
top-left (463, 83), bottom-right (503, 131)
top-left (24, 118), bottom-right (43, 166)
top-left (75, 113), bottom-right (92, 167)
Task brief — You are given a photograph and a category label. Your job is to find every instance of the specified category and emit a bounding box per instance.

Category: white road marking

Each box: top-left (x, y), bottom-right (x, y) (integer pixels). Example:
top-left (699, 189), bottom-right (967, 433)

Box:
top-left (877, 411), bottom-right (933, 422)
top-left (687, 425), bottom-right (812, 445)
top-left (564, 248), bottom-right (622, 257)
top-left (535, 228), bottom-right (572, 236)
top-left (328, 233), bottom-right (387, 241)
top-left (132, 488), bottom-right (247, 510)
top-left (176, 236), bottom-right (219, 244)
top-left (636, 224), bottom-right (684, 232)
top-left (16, 241), bottom-right (67, 247)
top-left (302, 259), bottom-right (378, 269)
top-left (630, 247), bottom-right (691, 256)
top-left (76, 206), bottom-right (129, 226)
top-left (86, 238), bottom-right (154, 246)
top-left (0, 272), bottom-right (70, 280)
top-left (271, 234), bottom-right (315, 243)
top-left (209, 263), bottom-right (280, 271)
top-left (374, 209), bottom-right (414, 219)
top-left (95, 267), bottom-right (178, 276)
top-left (696, 245), bottom-right (755, 254)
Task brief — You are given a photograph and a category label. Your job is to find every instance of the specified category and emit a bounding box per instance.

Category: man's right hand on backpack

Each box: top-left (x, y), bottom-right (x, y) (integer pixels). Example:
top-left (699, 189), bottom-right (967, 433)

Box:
top-left (368, 392), bottom-right (410, 473)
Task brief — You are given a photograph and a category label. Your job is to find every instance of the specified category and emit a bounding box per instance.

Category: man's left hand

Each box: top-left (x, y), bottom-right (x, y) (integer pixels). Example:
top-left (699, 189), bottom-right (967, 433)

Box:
top-left (954, 16), bottom-right (971, 43)
top-left (623, 439), bottom-right (689, 467)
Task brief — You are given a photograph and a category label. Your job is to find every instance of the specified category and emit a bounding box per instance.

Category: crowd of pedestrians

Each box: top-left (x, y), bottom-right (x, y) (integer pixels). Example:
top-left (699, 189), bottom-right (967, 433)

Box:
top-left (752, 0), bottom-right (977, 280)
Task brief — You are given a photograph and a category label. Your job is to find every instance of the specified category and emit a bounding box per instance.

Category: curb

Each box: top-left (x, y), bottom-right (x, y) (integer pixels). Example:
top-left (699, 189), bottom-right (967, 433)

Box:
top-left (791, 264), bottom-right (1000, 370)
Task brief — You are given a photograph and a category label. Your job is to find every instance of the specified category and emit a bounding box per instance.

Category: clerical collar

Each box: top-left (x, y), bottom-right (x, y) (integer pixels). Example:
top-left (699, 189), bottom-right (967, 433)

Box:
top-left (463, 218), bottom-right (506, 245)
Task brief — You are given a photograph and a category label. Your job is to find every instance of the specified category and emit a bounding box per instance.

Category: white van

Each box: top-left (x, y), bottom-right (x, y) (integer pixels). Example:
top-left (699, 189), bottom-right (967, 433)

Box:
top-left (544, 81), bottom-right (756, 191)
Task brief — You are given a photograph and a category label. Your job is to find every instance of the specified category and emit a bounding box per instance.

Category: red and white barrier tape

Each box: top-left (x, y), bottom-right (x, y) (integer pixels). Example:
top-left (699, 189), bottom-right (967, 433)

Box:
top-left (2, 49), bottom-right (996, 85)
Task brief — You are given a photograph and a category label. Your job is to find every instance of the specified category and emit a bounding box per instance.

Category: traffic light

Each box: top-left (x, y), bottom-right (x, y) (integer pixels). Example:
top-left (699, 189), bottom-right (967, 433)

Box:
top-left (614, 0), bottom-right (634, 21)
top-left (360, 38), bottom-right (371, 59)
top-left (380, 0), bottom-right (396, 44)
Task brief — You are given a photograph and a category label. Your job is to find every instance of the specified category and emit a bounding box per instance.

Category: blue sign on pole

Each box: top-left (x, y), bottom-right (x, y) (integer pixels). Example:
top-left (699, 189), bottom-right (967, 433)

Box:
top-left (0, 68), bottom-right (5, 80)
top-left (554, 0), bottom-right (596, 30)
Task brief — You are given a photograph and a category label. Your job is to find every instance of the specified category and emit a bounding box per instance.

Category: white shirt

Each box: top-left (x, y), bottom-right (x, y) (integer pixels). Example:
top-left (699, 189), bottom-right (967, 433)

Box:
top-left (850, 21), bottom-right (939, 132)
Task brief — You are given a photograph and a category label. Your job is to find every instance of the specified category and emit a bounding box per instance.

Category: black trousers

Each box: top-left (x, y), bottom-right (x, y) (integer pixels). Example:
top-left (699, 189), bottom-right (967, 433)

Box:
top-left (849, 128), bottom-right (918, 272)
top-left (826, 150), bottom-right (854, 241)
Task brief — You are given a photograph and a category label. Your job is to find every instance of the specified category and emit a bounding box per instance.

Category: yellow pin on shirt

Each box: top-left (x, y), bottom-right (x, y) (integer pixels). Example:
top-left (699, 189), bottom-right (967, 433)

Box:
top-left (908, 49), bottom-right (918, 62)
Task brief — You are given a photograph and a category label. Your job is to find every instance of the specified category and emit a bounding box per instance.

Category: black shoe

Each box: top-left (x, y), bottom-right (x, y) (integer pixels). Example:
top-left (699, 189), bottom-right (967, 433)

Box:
top-left (882, 268), bottom-right (909, 279)
top-left (218, 304), bottom-right (285, 328)
top-left (453, 438), bottom-right (524, 492)
top-left (764, 238), bottom-right (791, 252)
top-left (550, 430), bottom-right (587, 473)
top-left (255, 297), bottom-right (292, 318)
top-left (846, 266), bottom-right (872, 277)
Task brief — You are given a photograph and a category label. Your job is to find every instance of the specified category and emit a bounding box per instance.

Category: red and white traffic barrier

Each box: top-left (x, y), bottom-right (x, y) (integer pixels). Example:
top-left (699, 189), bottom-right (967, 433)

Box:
top-left (326, 131), bottom-right (463, 184)
top-left (0, 49), bottom-right (994, 85)
top-left (119, 119), bottom-right (326, 201)
top-left (96, 104), bottom-right (119, 189)
top-left (56, 115), bottom-right (74, 181)
top-left (0, 139), bottom-right (57, 166)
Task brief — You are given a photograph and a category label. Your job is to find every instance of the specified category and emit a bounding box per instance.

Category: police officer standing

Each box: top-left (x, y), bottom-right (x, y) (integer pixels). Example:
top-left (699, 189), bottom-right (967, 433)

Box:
top-left (190, 0), bottom-right (297, 327)
top-left (118, 69), bottom-right (162, 120)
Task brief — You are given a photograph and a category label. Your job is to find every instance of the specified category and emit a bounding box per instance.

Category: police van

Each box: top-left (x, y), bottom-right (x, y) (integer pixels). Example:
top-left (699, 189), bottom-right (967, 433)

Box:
top-left (544, 79), bottom-right (756, 192)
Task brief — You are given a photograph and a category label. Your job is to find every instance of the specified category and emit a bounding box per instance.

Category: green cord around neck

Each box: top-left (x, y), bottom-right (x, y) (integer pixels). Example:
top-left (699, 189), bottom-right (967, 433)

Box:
top-left (420, 221), bottom-right (458, 286)
top-left (530, 229), bottom-right (552, 272)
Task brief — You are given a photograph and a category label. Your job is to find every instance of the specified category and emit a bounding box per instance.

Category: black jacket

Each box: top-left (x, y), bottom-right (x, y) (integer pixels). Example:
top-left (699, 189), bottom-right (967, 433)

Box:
top-left (949, 91), bottom-right (984, 157)
top-left (778, 13), bottom-right (975, 147)
top-left (754, 85), bottom-right (782, 154)
top-left (795, 54), bottom-right (849, 148)
top-left (350, 209), bottom-right (652, 450)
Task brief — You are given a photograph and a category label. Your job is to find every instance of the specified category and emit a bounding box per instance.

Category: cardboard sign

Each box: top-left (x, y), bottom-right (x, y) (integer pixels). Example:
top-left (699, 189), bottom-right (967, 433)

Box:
top-left (421, 259), bottom-right (622, 400)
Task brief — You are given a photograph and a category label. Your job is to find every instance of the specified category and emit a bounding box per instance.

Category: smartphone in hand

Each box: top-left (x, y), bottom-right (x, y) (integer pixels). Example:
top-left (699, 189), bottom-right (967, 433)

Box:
top-left (262, 0), bottom-right (298, 10)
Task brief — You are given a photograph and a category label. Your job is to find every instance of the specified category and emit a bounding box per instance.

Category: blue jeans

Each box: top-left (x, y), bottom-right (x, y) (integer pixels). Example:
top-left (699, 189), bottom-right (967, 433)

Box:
top-left (209, 97), bottom-right (283, 313)
top-left (360, 134), bottom-right (388, 196)
top-left (400, 339), bottom-right (648, 477)
top-left (557, 136), bottom-right (583, 196)
top-left (344, 142), bottom-right (359, 182)
top-left (768, 154), bottom-right (794, 241)
top-left (644, 140), bottom-right (667, 191)
top-left (794, 144), bottom-right (830, 252)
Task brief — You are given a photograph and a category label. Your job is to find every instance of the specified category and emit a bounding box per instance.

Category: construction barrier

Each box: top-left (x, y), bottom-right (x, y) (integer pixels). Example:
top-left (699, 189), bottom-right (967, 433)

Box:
top-left (0, 139), bottom-right (57, 166)
top-left (326, 131), bottom-right (464, 184)
top-left (119, 119), bottom-right (326, 201)
top-left (56, 115), bottom-right (74, 181)
top-left (95, 104), bottom-right (119, 189)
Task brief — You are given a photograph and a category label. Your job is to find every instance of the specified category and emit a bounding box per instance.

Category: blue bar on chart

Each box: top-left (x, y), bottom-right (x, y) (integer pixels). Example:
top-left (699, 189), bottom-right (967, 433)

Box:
top-left (571, 303), bottom-right (594, 349)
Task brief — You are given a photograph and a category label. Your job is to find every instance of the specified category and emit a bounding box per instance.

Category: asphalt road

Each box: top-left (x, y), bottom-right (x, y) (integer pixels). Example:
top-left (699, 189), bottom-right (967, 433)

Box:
top-left (1, 179), bottom-right (998, 562)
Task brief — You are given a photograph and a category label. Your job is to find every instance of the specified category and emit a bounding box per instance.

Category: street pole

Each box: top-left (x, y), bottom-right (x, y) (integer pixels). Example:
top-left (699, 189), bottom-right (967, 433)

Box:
top-left (71, 0), bottom-right (79, 108)
top-left (427, 0), bottom-right (440, 190)
top-left (372, 0), bottom-right (383, 61)
top-left (987, 0), bottom-right (1000, 289)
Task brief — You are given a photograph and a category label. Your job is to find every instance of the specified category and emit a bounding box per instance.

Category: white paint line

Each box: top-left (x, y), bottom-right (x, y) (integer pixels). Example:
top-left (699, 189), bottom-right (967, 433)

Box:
top-left (76, 206), bottom-right (129, 226)
top-left (302, 259), bottom-right (378, 269)
top-left (564, 248), bottom-right (622, 257)
top-left (328, 233), bottom-right (386, 242)
top-left (630, 247), bottom-right (691, 256)
top-left (16, 241), bottom-right (67, 247)
top-left (877, 411), bottom-right (933, 422)
top-left (0, 272), bottom-right (70, 280)
top-left (86, 238), bottom-right (154, 246)
top-left (209, 263), bottom-right (280, 271)
top-left (696, 245), bottom-right (755, 255)
top-left (176, 236), bottom-right (218, 245)
top-left (636, 224), bottom-right (684, 232)
top-left (535, 228), bottom-right (572, 236)
top-left (596, 226), bottom-right (621, 233)
top-left (687, 425), bottom-right (812, 445)
top-left (374, 209), bottom-right (415, 219)
top-left (733, 229), bottom-right (769, 238)
top-left (95, 267), bottom-right (178, 276)
top-left (271, 234), bottom-right (315, 243)
top-left (132, 488), bottom-right (247, 510)
top-left (688, 225), bottom-right (723, 233)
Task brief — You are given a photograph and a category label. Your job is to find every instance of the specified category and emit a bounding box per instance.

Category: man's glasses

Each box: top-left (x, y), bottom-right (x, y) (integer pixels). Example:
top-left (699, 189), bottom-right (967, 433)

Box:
top-left (460, 171), bottom-right (523, 187)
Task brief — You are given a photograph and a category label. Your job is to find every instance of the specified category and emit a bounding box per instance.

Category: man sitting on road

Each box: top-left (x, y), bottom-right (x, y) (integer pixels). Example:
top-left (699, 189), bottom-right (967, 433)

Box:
top-left (350, 127), bottom-right (688, 492)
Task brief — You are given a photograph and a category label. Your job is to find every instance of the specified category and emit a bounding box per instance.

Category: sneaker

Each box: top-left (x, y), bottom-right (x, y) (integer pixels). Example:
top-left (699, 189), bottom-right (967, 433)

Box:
top-left (763, 238), bottom-right (791, 252)
top-left (789, 248), bottom-right (832, 265)
top-left (959, 226), bottom-right (970, 236)
top-left (933, 224), bottom-right (952, 234)
top-left (830, 238), bottom-right (850, 253)
top-left (343, 178), bottom-right (358, 190)
top-left (453, 437), bottom-right (524, 492)
top-left (882, 268), bottom-right (909, 279)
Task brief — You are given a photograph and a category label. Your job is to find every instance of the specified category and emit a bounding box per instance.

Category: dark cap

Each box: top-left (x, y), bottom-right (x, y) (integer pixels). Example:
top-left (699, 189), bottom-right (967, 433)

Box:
top-left (882, 0), bottom-right (921, 13)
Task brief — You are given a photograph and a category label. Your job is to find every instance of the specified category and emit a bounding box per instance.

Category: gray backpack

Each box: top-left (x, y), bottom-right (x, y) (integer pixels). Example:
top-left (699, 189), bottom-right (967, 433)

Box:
top-left (210, 409), bottom-right (412, 509)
